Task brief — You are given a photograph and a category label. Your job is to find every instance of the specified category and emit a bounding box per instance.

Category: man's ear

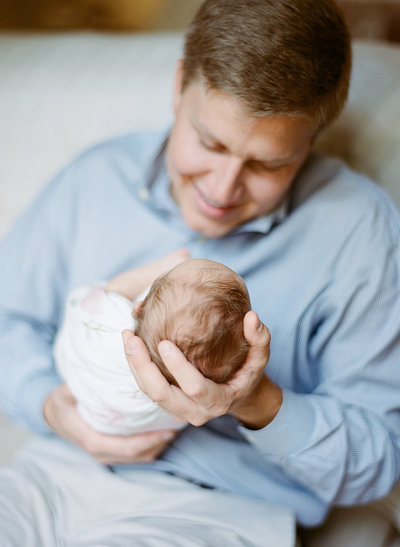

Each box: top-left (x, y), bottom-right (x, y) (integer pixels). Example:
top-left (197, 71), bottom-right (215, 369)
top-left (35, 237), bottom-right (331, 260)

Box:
top-left (173, 59), bottom-right (184, 115)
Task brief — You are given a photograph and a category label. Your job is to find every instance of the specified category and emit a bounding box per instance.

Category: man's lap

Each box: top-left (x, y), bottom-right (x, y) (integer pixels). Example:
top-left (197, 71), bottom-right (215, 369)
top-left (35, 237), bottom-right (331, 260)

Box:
top-left (0, 435), bottom-right (295, 546)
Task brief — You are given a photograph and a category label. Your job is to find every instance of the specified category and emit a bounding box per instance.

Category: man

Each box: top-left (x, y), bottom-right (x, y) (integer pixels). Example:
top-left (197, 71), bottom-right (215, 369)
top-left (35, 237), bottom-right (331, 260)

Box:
top-left (1, 0), bottom-right (399, 545)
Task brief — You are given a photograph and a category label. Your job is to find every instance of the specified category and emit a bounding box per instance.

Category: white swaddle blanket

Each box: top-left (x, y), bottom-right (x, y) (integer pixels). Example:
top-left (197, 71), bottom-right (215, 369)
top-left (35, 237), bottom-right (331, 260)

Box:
top-left (54, 284), bottom-right (185, 435)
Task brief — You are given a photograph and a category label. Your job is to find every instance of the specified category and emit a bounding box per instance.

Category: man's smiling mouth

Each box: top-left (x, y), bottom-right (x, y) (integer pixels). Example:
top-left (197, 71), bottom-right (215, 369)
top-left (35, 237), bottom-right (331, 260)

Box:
top-left (193, 185), bottom-right (241, 218)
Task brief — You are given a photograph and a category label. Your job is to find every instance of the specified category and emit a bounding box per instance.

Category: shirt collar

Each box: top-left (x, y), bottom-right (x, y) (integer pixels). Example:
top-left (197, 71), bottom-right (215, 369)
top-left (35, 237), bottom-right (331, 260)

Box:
top-left (232, 201), bottom-right (288, 235)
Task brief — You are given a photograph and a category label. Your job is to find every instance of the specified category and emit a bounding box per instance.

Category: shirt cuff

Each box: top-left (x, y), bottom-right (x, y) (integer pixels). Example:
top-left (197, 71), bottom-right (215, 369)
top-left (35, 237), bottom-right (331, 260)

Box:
top-left (238, 388), bottom-right (316, 457)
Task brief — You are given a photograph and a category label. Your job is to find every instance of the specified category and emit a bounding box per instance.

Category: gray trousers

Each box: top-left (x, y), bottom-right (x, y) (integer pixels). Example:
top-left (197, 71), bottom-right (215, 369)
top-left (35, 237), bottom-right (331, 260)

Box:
top-left (3, 435), bottom-right (400, 547)
top-left (0, 435), bottom-right (295, 546)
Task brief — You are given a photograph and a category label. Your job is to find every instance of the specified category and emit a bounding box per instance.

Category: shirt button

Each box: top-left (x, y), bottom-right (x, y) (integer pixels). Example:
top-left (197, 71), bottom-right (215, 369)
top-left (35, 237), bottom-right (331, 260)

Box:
top-left (245, 432), bottom-right (256, 443)
top-left (138, 187), bottom-right (150, 201)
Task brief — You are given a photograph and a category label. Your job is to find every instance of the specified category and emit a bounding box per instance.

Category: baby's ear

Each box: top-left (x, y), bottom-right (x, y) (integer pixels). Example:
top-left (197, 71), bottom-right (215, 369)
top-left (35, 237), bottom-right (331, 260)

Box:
top-left (132, 300), bottom-right (144, 320)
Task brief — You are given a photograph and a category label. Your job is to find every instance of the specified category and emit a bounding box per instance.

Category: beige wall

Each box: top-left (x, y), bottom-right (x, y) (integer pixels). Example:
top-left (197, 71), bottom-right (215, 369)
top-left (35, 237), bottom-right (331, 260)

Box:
top-left (0, 0), bottom-right (399, 42)
top-left (0, 0), bottom-right (203, 31)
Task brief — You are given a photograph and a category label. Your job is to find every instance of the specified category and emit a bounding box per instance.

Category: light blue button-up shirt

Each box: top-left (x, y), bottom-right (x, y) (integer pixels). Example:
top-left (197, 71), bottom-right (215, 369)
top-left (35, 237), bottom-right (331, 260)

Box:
top-left (1, 132), bottom-right (400, 526)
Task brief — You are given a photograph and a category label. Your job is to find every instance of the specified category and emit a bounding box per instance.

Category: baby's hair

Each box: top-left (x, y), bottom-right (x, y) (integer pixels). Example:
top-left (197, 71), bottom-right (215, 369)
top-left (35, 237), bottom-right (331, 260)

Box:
top-left (134, 261), bottom-right (251, 385)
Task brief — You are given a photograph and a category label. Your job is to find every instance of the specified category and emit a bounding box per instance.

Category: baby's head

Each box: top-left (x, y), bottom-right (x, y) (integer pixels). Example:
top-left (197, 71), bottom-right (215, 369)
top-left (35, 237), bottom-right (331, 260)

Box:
top-left (134, 259), bottom-right (251, 385)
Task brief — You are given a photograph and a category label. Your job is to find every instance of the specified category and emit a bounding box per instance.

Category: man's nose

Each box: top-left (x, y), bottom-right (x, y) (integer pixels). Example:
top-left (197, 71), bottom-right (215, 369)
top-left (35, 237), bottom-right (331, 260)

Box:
top-left (212, 156), bottom-right (244, 205)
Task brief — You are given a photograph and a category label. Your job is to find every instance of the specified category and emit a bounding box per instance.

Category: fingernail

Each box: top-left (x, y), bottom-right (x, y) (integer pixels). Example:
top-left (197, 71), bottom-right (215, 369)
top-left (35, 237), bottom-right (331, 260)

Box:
top-left (257, 319), bottom-right (263, 331)
top-left (121, 330), bottom-right (130, 344)
top-left (159, 340), bottom-right (172, 355)
top-left (122, 331), bottom-right (136, 355)
top-left (162, 431), bottom-right (175, 441)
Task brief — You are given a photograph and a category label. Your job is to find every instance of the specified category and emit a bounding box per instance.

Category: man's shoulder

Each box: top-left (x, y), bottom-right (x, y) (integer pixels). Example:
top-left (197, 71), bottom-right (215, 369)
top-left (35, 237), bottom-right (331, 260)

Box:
top-left (73, 131), bottom-right (166, 167)
top-left (295, 152), bottom-right (399, 228)
top-left (48, 131), bottom-right (166, 197)
top-left (289, 152), bottom-right (400, 262)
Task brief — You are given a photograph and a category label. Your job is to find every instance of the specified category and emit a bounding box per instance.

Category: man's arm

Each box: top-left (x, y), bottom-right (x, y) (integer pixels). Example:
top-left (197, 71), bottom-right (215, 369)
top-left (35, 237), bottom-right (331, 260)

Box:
top-left (239, 238), bottom-right (400, 506)
top-left (123, 242), bottom-right (400, 507)
top-left (0, 169), bottom-right (74, 433)
top-left (105, 248), bottom-right (189, 300)
top-left (43, 384), bottom-right (176, 464)
top-left (0, 156), bottom-right (178, 463)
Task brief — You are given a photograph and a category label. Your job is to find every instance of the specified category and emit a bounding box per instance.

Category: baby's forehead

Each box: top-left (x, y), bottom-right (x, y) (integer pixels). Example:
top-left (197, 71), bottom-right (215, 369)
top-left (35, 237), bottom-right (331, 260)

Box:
top-left (167, 258), bottom-right (234, 281)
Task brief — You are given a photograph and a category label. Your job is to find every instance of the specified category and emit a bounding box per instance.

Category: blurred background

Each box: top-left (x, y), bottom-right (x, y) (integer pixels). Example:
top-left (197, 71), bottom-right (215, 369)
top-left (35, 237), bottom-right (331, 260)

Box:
top-left (0, 0), bottom-right (399, 42)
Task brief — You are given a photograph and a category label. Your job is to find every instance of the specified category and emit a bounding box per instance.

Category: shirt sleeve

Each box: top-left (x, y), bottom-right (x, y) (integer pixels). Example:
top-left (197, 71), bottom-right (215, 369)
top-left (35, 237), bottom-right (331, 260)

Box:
top-left (240, 203), bottom-right (400, 506)
top-left (0, 164), bottom-right (80, 433)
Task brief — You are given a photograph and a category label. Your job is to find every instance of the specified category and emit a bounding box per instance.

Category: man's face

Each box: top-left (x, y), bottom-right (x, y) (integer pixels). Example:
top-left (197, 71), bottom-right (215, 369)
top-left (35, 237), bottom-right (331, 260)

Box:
top-left (166, 65), bottom-right (315, 238)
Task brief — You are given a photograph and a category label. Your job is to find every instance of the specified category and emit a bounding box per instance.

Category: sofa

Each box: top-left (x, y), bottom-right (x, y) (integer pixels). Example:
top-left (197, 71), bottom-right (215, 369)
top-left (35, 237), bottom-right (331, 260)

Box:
top-left (0, 32), bottom-right (399, 545)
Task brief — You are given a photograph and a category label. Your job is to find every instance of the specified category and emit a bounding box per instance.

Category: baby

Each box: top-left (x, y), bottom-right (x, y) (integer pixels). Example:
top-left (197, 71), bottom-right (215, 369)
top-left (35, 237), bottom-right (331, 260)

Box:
top-left (54, 251), bottom-right (251, 435)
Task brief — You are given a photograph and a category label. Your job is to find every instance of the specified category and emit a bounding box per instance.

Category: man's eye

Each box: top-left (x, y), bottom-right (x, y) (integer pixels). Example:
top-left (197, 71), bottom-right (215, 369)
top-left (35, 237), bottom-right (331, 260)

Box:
top-left (248, 161), bottom-right (279, 173)
top-left (199, 139), bottom-right (222, 152)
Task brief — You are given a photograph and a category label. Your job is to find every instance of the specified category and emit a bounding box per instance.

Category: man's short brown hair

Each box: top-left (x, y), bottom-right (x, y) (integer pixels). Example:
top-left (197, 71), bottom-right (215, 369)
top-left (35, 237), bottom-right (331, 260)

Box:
top-left (134, 260), bottom-right (251, 385)
top-left (182, 0), bottom-right (352, 131)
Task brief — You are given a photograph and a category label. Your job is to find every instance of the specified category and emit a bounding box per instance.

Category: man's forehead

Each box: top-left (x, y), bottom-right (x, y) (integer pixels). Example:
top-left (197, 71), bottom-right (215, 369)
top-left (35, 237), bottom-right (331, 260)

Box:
top-left (185, 83), bottom-right (314, 163)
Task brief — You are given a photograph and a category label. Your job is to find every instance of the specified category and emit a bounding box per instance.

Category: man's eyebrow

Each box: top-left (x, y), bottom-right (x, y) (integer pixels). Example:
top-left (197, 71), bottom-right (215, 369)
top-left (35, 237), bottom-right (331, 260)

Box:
top-left (191, 118), bottom-right (221, 143)
top-left (253, 156), bottom-right (293, 167)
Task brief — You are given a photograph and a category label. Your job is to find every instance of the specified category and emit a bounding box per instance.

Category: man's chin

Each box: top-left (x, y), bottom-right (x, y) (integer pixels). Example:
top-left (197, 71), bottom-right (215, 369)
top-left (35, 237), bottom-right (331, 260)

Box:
top-left (185, 217), bottom-right (234, 239)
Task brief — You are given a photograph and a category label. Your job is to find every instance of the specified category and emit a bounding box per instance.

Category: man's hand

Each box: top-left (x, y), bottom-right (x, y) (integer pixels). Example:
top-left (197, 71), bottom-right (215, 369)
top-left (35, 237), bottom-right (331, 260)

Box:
top-left (122, 311), bottom-right (282, 430)
top-left (43, 384), bottom-right (176, 464)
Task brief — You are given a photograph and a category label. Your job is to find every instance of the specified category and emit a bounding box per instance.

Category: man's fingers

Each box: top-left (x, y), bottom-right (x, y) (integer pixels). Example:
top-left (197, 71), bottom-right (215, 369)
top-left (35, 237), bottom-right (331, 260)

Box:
top-left (122, 329), bottom-right (150, 376)
top-left (122, 331), bottom-right (196, 421)
top-left (156, 384), bottom-right (217, 427)
top-left (46, 380), bottom-right (179, 465)
top-left (243, 311), bottom-right (271, 367)
top-left (89, 429), bottom-right (177, 464)
top-left (158, 341), bottom-right (213, 398)
top-left (59, 382), bottom-right (76, 401)
top-left (243, 310), bottom-right (271, 345)
top-left (225, 311), bottom-right (270, 397)
top-left (122, 330), bottom-right (171, 400)
top-left (123, 331), bottom-right (233, 426)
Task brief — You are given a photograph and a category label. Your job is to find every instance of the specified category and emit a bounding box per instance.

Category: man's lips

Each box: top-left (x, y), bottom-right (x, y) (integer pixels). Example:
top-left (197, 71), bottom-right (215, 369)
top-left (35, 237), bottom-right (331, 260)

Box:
top-left (193, 186), bottom-right (239, 219)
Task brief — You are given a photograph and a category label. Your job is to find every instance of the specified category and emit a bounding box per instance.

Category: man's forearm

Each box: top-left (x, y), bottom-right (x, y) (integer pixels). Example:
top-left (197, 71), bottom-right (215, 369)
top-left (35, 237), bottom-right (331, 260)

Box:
top-left (234, 387), bottom-right (400, 507)
top-left (105, 249), bottom-right (190, 301)
top-left (105, 266), bottom-right (153, 300)
top-left (0, 311), bottom-right (60, 433)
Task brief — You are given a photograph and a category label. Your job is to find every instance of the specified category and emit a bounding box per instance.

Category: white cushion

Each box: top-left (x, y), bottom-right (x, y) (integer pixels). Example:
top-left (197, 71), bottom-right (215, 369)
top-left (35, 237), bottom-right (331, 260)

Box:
top-left (0, 32), bottom-right (183, 237)
top-left (316, 40), bottom-right (400, 206)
